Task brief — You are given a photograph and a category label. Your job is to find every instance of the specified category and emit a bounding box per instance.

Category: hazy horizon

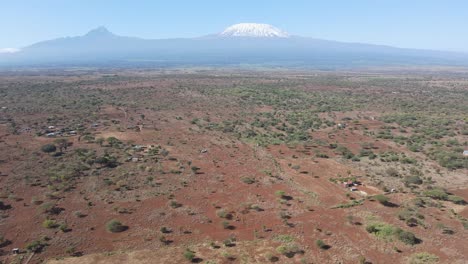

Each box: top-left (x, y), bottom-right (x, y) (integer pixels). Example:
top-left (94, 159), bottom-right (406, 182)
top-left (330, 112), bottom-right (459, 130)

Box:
top-left (2, 0), bottom-right (468, 53)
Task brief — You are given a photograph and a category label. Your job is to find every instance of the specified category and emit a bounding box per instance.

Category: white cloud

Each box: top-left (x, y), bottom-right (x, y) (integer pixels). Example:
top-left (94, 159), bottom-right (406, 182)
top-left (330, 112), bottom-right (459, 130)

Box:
top-left (0, 48), bottom-right (20, 53)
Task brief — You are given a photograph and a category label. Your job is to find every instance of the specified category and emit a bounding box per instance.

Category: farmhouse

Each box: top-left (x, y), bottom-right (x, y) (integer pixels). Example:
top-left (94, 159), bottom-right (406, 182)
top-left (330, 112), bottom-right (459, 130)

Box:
top-left (463, 150), bottom-right (468, 157)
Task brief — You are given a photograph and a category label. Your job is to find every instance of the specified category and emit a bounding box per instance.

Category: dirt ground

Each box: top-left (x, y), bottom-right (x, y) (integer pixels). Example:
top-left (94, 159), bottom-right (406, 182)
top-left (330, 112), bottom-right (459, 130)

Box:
top-left (0, 70), bottom-right (466, 264)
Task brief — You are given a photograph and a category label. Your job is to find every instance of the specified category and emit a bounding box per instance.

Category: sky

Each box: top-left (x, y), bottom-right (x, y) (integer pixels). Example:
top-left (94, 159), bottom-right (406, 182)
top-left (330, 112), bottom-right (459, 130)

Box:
top-left (1, 0), bottom-right (468, 52)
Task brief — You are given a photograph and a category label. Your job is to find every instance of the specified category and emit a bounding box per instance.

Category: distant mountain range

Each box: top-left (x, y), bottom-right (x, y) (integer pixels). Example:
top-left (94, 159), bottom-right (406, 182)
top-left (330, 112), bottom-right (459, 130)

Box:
top-left (1, 23), bottom-right (468, 68)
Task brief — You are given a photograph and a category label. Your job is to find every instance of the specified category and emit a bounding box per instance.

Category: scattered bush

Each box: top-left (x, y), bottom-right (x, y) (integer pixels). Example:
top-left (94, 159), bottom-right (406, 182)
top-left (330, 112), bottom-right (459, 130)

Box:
top-left (94, 154), bottom-right (118, 168)
top-left (386, 168), bottom-right (400, 177)
top-left (216, 209), bottom-right (231, 219)
top-left (276, 243), bottom-right (302, 257)
top-left (106, 137), bottom-right (122, 148)
top-left (275, 190), bottom-right (286, 198)
top-left (395, 229), bottom-right (418, 245)
top-left (42, 219), bottom-right (58, 229)
top-left (405, 176), bottom-right (423, 185)
top-left (366, 222), bottom-right (396, 241)
top-left (266, 253), bottom-right (279, 262)
top-left (106, 219), bottom-right (127, 233)
top-left (223, 237), bottom-right (236, 247)
top-left (25, 239), bottom-right (47, 253)
top-left (332, 199), bottom-right (364, 209)
top-left (447, 195), bottom-right (465, 205)
top-left (169, 200), bottom-right (182, 208)
top-left (423, 189), bottom-right (448, 200)
top-left (273, 234), bottom-right (295, 243)
top-left (41, 144), bottom-right (57, 153)
top-left (59, 223), bottom-right (69, 232)
top-left (241, 177), bottom-right (256, 184)
top-left (373, 194), bottom-right (390, 205)
top-left (73, 211), bottom-right (86, 218)
top-left (183, 249), bottom-right (195, 261)
top-left (366, 222), bottom-right (420, 244)
top-left (316, 239), bottom-right (329, 250)
top-left (408, 252), bottom-right (439, 264)
top-left (221, 221), bottom-right (230, 229)
top-left (397, 208), bottom-right (424, 227)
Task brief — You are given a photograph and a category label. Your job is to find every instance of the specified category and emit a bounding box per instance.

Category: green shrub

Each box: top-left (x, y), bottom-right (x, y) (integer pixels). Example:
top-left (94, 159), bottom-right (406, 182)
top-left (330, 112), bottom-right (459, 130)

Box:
top-left (275, 190), bottom-right (286, 198)
top-left (385, 168), bottom-right (400, 177)
top-left (316, 153), bottom-right (329, 158)
top-left (423, 189), bottom-right (448, 200)
top-left (366, 221), bottom-right (420, 244)
top-left (59, 223), bottom-right (69, 232)
top-left (106, 219), bottom-right (127, 233)
top-left (216, 209), bottom-right (232, 219)
top-left (276, 243), bottom-right (301, 256)
top-left (74, 211), bottom-right (86, 218)
top-left (331, 199), bottom-right (364, 209)
top-left (316, 239), bottom-right (328, 249)
top-left (373, 194), bottom-right (390, 205)
top-left (397, 208), bottom-right (424, 227)
top-left (183, 249), bottom-right (195, 261)
top-left (221, 221), bottom-right (230, 229)
top-left (395, 229), bottom-right (418, 245)
top-left (169, 200), bottom-right (182, 208)
top-left (408, 252), bottom-right (439, 264)
top-left (447, 195), bottom-right (465, 204)
top-left (405, 176), bottom-right (423, 185)
top-left (94, 154), bottom-right (118, 168)
top-left (366, 222), bottom-right (396, 241)
top-left (41, 144), bottom-right (57, 153)
top-left (106, 137), bottom-right (122, 147)
top-left (42, 219), bottom-right (58, 229)
top-left (25, 239), bottom-right (47, 252)
top-left (241, 177), bottom-right (256, 184)
top-left (273, 234), bottom-right (295, 243)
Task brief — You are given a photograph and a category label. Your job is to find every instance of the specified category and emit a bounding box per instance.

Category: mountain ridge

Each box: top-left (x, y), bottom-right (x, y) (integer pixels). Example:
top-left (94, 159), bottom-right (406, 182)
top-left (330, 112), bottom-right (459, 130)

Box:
top-left (1, 24), bottom-right (467, 68)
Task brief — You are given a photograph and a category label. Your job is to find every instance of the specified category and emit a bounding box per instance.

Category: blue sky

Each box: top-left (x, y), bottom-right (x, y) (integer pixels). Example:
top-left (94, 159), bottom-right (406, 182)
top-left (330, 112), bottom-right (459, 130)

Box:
top-left (1, 0), bottom-right (468, 52)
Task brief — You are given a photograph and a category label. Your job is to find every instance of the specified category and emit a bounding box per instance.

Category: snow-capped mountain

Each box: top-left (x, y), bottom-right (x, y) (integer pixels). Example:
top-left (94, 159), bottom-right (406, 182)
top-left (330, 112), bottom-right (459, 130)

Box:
top-left (219, 23), bottom-right (289, 38)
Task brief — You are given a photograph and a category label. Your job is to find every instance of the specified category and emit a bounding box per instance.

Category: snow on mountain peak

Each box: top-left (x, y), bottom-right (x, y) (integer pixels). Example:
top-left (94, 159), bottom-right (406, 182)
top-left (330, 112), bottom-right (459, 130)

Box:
top-left (219, 23), bottom-right (290, 38)
top-left (0, 48), bottom-right (20, 54)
